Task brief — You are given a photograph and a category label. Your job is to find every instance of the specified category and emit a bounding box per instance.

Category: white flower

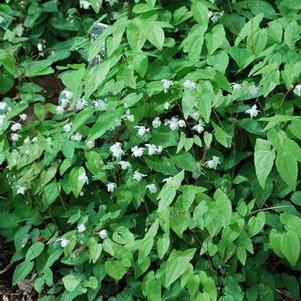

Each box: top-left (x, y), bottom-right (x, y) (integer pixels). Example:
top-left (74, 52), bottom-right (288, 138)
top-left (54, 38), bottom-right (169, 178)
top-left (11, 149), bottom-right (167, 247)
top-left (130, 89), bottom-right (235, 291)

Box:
top-left (94, 99), bottom-right (106, 111)
top-left (206, 156), bottom-right (221, 169)
top-left (183, 80), bottom-right (196, 89)
top-left (37, 43), bottom-right (44, 52)
top-left (192, 121), bottom-right (205, 134)
top-left (107, 182), bottom-right (116, 192)
top-left (47, 138), bottom-right (52, 145)
top-left (78, 171), bottom-right (89, 185)
top-left (209, 11), bottom-right (224, 23)
top-left (152, 117), bottom-right (161, 128)
top-left (0, 102), bottom-right (7, 110)
top-left (71, 132), bottom-right (83, 142)
top-left (162, 177), bottom-right (172, 183)
top-left (146, 184), bottom-right (157, 194)
top-left (81, 0), bottom-right (90, 9)
top-left (77, 224), bottom-right (86, 233)
top-left (245, 104), bottom-right (260, 118)
top-left (0, 115), bottom-right (5, 127)
top-left (0, 16), bottom-right (5, 24)
top-left (32, 137), bottom-right (38, 143)
top-left (293, 84), bottom-right (301, 97)
top-left (133, 170), bottom-right (146, 182)
top-left (63, 90), bottom-right (73, 100)
top-left (131, 146), bottom-right (144, 157)
top-left (165, 117), bottom-right (179, 131)
top-left (59, 238), bottom-right (70, 248)
top-left (189, 111), bottom-right (200, 120)
top-left (230, 83), bottom-right (241, 90)
top-left (76, 98), bottom-right (87, 111)
top-left (161, 79), bottom-right (173, 93)
top-left (123, 110), bottom-right (135, 122)
top-left (177, 119), bottom-right (186, 128)
top-left (98, 229), bottom-right (108, 239)
top-left (86, 140), bottom-right (95, 149)
top-left (60, 98), bottom-right (70, 108)
top-left (19, 113), bottom-right (27, 121)
top-left (118, 161), bottom-right (131, 170)
top-left (145, 144), bottom-right (162, 155)
top-left (164, 102), bottom-right (170, 110)
top-left (56, 105), bottom-right (65, 114)
top-left (16, 185), bottom-right (27, 195)
top-left (11, 123), bottom-right (22, 132)
top-left (24, 137), bottom-right (30, 144)
top-left (135, 126), bottom-right (150, 137)
top-left (110, 142), bottom-right (124, 160)
top-left (63, 122), bottom-right (72, 132)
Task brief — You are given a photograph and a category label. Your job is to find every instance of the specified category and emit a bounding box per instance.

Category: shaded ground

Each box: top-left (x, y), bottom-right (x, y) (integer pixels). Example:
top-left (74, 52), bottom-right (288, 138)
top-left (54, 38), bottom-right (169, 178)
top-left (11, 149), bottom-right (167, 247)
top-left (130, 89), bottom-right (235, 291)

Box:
top-left (0, 238), bottom-right (35, 301)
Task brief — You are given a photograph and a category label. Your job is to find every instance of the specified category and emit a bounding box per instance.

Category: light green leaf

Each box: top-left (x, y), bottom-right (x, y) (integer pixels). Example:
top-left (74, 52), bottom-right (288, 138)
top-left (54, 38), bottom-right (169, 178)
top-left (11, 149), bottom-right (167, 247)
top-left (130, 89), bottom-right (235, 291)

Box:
top-left (248, 212), bottom-right (266, 237)
top-left (25, 242), bottom-right (45, 262)
top-left (13, 261), bottom-right (34, 286)
top-left (145, 22), bottom-right (165, 50)
top-left (63, 275), bottom-right (81, 291)
top-left (280, 231), bottom-right (300, 266)
top-left (254, 139), bottom-right (275, 189)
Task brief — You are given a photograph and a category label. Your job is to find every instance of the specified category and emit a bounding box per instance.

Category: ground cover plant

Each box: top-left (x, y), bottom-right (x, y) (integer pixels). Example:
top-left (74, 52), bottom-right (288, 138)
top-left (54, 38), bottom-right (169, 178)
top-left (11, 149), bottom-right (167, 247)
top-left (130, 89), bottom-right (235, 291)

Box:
top-left (0, 0), bottom-right (301, 300)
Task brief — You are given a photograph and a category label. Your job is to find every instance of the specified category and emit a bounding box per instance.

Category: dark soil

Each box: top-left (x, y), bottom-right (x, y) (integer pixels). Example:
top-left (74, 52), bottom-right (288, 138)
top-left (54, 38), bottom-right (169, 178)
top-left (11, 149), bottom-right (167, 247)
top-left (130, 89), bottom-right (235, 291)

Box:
top-left (0, 237), bottom-right (35, 301)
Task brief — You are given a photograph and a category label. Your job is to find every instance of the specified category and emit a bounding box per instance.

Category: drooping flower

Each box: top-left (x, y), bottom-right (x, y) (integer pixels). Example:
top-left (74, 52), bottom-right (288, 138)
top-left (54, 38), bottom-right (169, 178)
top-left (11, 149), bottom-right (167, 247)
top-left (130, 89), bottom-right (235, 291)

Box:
top-left (63, 122), bottom-right (72, 133)
top-left (177, 119), bottom-right (186, 128)
top-left (230, 83), bottom-right (241, 90)
top-left (110, 142), bottom-right (124, 160)
top-left (81, 0), bottom-right (90, 9)
top-left (59, 238), bottom-right (70, 248)
top-left (183, 80), bottom-right (196, 89)
top-left (145, 144), bottom-right (162, 156)
top-left (56, 105), bottom-right (65, 114)
top-left (24, 137), bottom-right (30, 144)
top-left (208, 11), bottom-right (224, 23)
top-left (11, 133), bottom-right (21, 142)
top-left (60, 98), bottom-right (70, 108)
top-left (245, 104), bottom-right (260, 118)
top-left (146, 184), bottom-right (157, 194)
top-left (133, 170), bottom-right (146, 182)
top-left (131, 146), bottom-right (144, 157)
top-left (0, 16), bottom-right (5, 24)
top-left (107, 182), bottom-right (116, 192)
top-left (118, 161), bottom-right (131, 170)
top-left (135, 126), bottom-right (150, 137)
top-left (161, 79), bottom-right (173, 93)
top-left (124, 110), bottom-right (135, 122)
top-left (76, 98), bottom-right (87, 111)
top-left (71, 132), bottom-right (83, 141)
top-left (99, 229), bottom-right (108, 239)
top-left (62, 90), bottom-right (73, 100)
top-left (94, 99), bottom-right (106, 111)
top-left (165, 117), bottom-right (179, 131)
top-left (162, 177), bottom-right (172, 183)
top-left (0, 102), bottom-right (7, 110)
top-left (86, 140), bottom-right (95, 149)
top-left (189, 111), bottom-right (200, 120)
top-left (78, 170), bottom-right (89, 185)
top-left (152, 117), bottom-right (161, 128)
top-left (77, 224), bottom-right (86, 233)
top-left (164, 102), bottom-right (171, 110)
top-left (293, 84), bottom-right (301, 97)
top-left (16, 185), bottom-right (27, 195)
top-left (192, 121), bottom-right (205, 134)
top-left (206, 156), bottom-right (221, 169)
top-left (37, 43), bottom-right (44, 52)
top-left (20, 114), bottom-right (27, 121)
top-left (11, 122), bottom-right (22, 132)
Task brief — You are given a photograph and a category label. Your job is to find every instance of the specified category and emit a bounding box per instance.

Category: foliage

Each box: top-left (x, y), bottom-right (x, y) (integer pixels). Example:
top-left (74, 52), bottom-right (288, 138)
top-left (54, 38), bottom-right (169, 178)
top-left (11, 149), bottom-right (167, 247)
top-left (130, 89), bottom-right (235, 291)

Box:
top-left (0, 0), bottom-right (301, 300)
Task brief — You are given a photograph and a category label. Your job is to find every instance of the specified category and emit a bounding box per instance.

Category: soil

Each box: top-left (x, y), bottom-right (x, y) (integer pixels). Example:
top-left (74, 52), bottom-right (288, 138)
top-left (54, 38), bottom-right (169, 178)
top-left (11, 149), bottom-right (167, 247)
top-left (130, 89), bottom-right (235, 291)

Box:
top-left (0, 237), bottom-right (35, 301)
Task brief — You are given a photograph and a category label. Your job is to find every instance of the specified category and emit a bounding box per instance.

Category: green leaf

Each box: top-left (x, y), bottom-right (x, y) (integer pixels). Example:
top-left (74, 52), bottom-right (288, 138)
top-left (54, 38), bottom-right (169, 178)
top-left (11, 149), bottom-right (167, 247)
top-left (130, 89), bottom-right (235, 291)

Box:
top-left (127, 19), bottom-right (146, 50)
top-left (276, 152), bottom-right (298, 191)
top-left (157, 171), bottom-right (185, 212)
top-left (164, 248), bottom-right (196, 288)
top-left (63, 275), bottom-right (81, 291)
top-left (254, 139), bottom-right (275, 189)
top-left (87, 237), bottom-right (102, 264)
top-left (145, 22), bottom-right (165, 50)
top-left (196, 81), bottom-right (213, 123)
top-left (157, 234), bottom-right (170, 259)
top-left (280, 231), bottom-right (300, 266)
top-left (248, 212), bottom-right (266, 237)
top-left (88, 108), bottom-right (124, 141)
top-left (205, 24), bottom-right (226, 55)
top-left (12, 261), bottom-right (34, 285)
top-left (191, 2), bottom-right (208, 28)
top-left (104, 260), bottom-right (128, 281)
top-left (85, 60), bottom-right (112, 98)
top-left (69, 167), bottom-right (86, 198)
top-left (26, 242), bottom-right (45, 262)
